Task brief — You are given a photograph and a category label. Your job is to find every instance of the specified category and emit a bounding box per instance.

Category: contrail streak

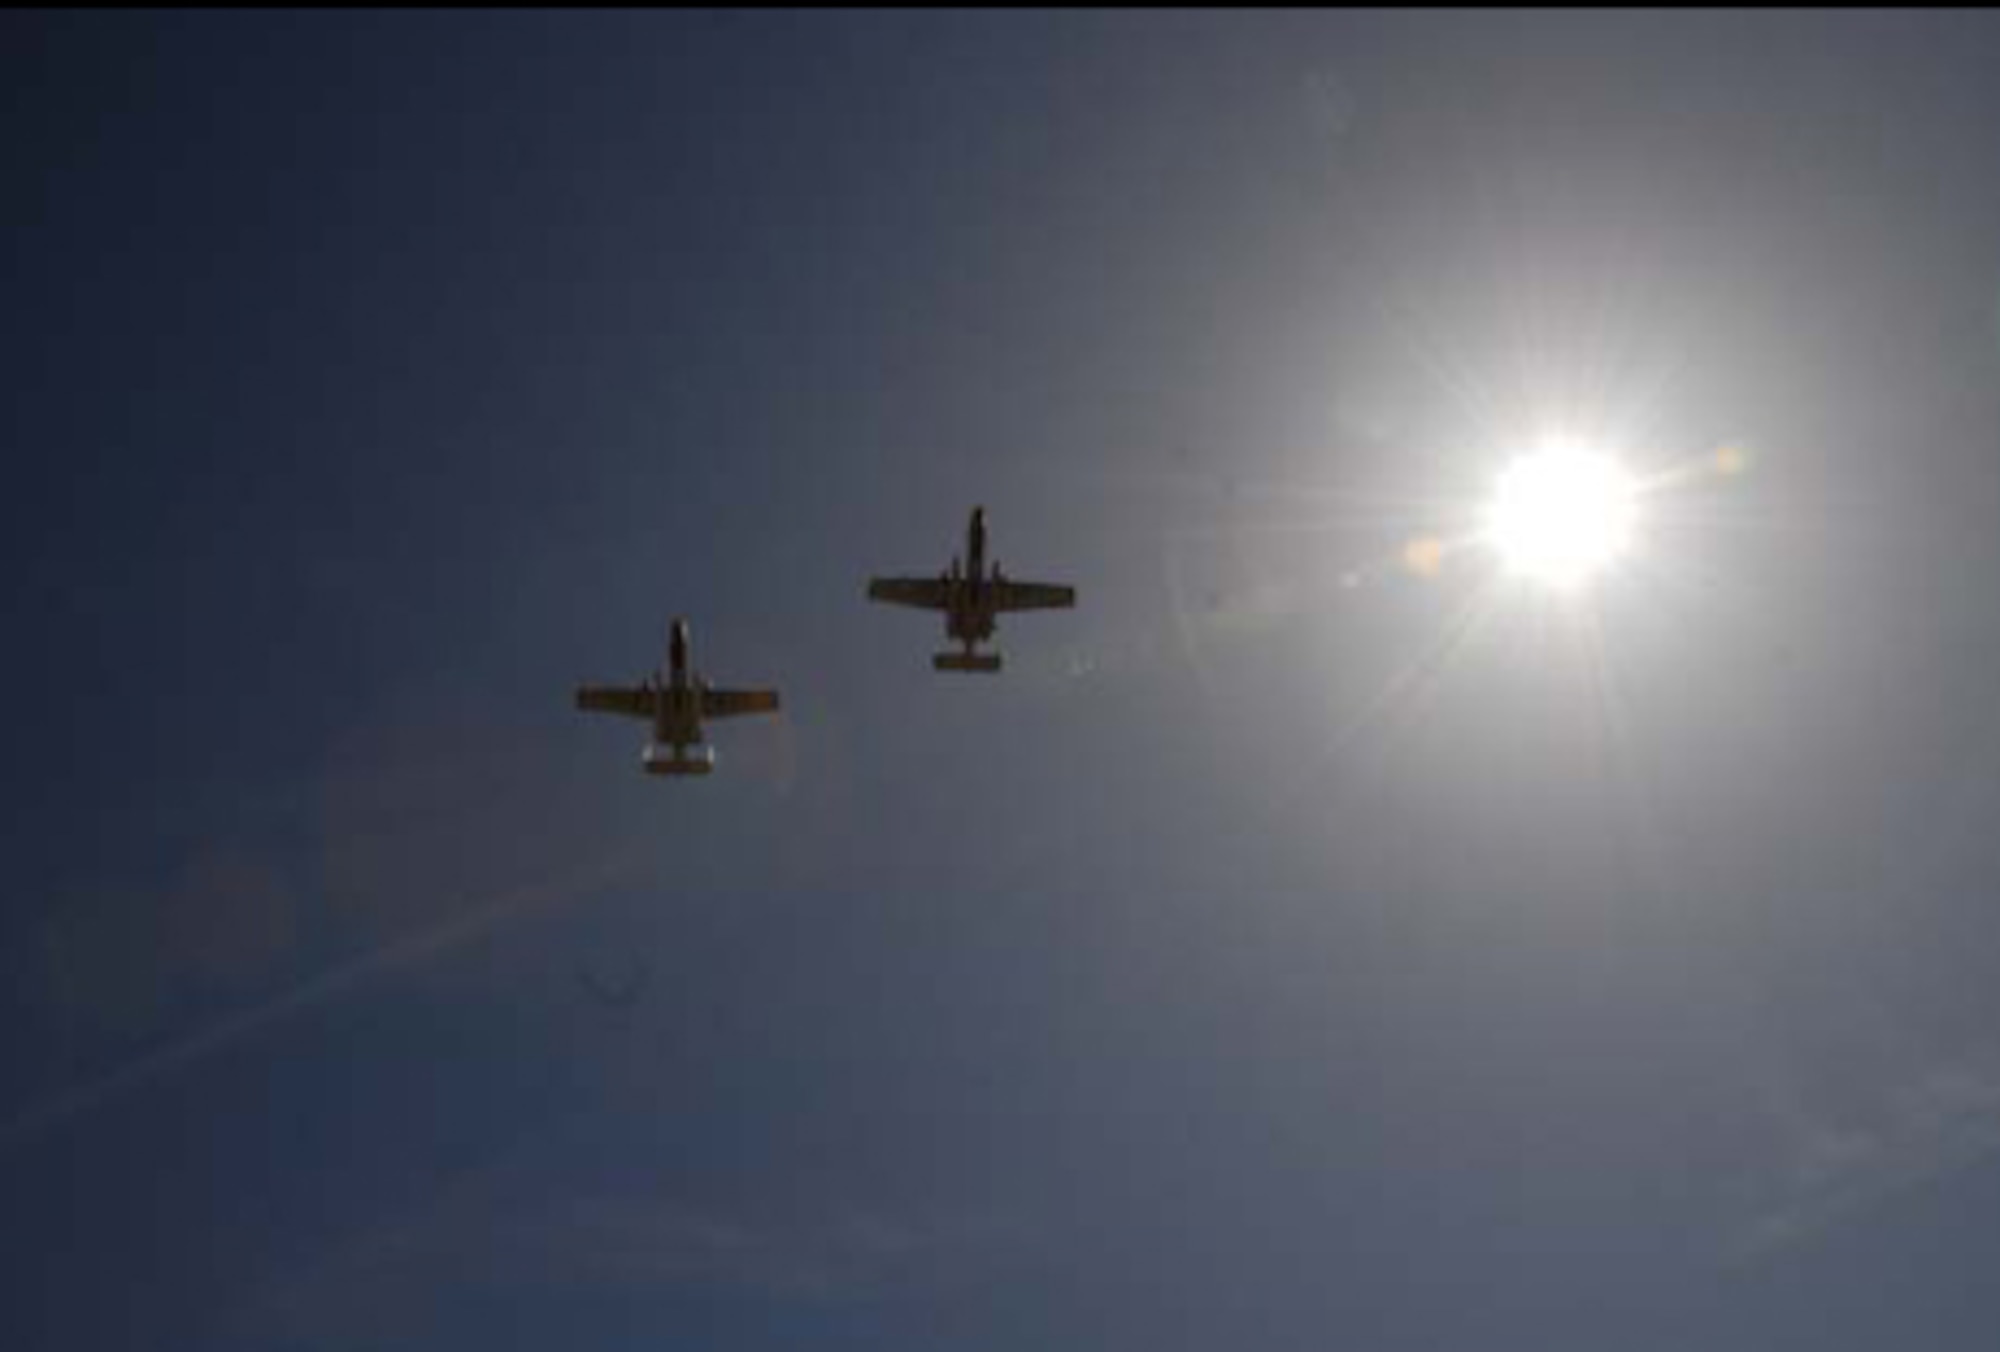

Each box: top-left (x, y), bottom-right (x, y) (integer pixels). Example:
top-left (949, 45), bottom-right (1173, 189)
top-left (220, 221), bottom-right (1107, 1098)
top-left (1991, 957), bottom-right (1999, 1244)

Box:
top-left (0, 853), bottom-right (632, 1157)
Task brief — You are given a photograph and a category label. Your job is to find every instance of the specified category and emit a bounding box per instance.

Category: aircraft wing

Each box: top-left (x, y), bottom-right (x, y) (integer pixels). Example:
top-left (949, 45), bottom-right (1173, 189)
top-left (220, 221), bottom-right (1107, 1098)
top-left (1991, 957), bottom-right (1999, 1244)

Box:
top-left (576, 686), bottom-right (653, 719)
top-left (991, 580), bottom-right (1077, 612)
top-left (701, 688), bottom-right (781, 719)
top-left (867, 577), bottom-right (951, 610)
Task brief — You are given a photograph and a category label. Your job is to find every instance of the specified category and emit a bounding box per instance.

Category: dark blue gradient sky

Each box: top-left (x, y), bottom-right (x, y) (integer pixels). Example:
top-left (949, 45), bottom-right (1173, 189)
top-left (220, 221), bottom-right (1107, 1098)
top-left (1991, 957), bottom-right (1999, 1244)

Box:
top-left (8, 12), bottom-right (2000, 1351)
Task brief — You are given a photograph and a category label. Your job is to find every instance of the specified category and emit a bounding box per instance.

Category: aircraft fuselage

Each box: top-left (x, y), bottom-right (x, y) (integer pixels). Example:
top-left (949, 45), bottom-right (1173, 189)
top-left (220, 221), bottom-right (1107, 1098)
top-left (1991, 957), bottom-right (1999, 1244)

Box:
top-left (943, 507), bottom-right (1000, 647)
top-left (653, 618), bottom-right (705, 750)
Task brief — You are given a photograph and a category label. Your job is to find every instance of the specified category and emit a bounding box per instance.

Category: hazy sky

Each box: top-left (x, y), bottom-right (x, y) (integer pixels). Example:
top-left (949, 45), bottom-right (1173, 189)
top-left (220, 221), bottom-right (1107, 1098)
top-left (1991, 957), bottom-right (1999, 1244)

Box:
top-left (8, 12), bottom-right (2000, 1351)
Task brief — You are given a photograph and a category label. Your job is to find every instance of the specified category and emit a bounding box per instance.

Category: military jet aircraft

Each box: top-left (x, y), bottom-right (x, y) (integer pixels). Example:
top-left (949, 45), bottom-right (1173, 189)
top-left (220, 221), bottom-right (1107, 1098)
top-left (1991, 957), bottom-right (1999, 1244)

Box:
top-left (575, 618), bottom-right (779, 775)
top-left (867, 506), bottom-right (1076, 672)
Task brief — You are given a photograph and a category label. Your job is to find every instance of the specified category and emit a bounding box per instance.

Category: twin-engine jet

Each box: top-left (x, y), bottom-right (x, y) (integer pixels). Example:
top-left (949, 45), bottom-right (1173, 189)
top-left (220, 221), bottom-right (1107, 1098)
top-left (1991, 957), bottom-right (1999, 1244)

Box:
top-left (867, 506), bottom-right (1076, 672)
top-left (580, 509), bottom-right (1074, 777)
top-left (575, 619), bottom-right (779, 776)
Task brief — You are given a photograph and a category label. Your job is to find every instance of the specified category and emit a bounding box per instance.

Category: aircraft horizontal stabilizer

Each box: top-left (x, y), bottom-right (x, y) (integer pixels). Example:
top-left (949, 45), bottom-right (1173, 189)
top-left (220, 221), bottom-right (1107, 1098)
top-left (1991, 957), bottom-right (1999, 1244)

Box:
top-left (933, 652), bottom-right (1003, 673)
top-left (642, 744), bottom-right (716, 776)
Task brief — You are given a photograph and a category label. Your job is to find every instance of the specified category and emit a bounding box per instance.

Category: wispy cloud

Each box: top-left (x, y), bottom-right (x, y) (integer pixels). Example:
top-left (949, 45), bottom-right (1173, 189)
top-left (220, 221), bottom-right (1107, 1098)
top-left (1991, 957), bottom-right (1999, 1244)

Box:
top-left (1736, 1057), bottom-right (2000, 1259)
top-left (1, 848), bottom-right (633, 1157)
top-left (231, 1183), bottom-right (1023, 1347)
top-left (369, 1196), bottom-right (966, 1299)
top-left (4, 706), bottom-right (641, 1157)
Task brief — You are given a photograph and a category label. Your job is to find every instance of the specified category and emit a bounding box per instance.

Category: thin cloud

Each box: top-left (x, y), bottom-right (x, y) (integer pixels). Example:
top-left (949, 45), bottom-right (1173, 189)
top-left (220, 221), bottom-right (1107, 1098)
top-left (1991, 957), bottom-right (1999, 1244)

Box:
top-left (0, 849), bottom-right (634, 1157)
top-left (1736, 1058), bottom-right (2000, 1259)
top-left (231, 1185), bottom-right (1024, 1348)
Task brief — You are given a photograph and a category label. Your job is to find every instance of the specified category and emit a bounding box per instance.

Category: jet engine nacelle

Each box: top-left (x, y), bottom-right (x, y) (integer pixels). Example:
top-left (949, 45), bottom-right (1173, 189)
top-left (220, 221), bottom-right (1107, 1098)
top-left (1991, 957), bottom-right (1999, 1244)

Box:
top-left (642, 744), bottom-right (715, 775)
top-left (933, 651), bottom-right (1003, 673)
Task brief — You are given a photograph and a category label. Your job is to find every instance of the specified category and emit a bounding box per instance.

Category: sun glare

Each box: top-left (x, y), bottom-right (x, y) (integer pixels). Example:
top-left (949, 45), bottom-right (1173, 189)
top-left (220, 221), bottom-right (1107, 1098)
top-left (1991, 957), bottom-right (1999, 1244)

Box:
top-left (1480, 443), bottom-right (1638, 590)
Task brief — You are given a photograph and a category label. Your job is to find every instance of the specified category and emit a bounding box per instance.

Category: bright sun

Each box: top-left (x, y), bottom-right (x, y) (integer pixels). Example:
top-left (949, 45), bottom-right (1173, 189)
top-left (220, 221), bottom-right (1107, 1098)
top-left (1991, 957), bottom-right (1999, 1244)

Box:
top-left (1480, 443), bottom-right (1639, 590)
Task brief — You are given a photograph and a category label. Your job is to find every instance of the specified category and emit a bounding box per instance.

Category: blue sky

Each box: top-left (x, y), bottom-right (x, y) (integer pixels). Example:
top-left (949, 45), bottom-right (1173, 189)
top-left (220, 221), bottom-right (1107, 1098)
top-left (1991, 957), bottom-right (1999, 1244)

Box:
top-left (7, 12), bottom-right (2000, 1350)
